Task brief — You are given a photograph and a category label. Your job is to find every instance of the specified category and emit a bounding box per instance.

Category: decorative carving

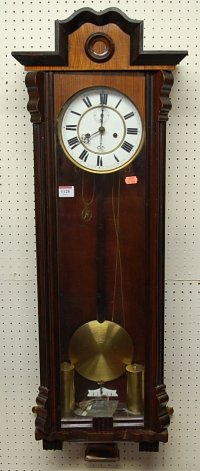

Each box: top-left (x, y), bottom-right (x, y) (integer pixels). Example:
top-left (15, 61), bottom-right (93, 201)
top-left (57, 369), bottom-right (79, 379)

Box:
top-left (34, 386), bottom-right (50, 439)
top-left (12, 8), bottom-right (187, 67)
top-left (87, 428), bottom-right (168, 444)
top-left (158, 70), bottom-right (174, 121)
top-left (25, 72), bottom-right (44, 123)
top-left (154, 384), bottom-right (170, 430)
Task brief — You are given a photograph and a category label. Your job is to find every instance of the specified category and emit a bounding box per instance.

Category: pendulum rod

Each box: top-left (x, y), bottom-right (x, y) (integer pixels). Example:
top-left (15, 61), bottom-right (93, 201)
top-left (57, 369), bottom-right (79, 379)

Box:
top-left (96, 176), bottom-right (107, 324)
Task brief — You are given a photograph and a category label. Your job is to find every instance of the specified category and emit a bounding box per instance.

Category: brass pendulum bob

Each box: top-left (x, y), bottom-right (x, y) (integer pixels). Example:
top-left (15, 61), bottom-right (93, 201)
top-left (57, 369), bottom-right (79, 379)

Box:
top-left (69, 319), bottom-right (133, 382)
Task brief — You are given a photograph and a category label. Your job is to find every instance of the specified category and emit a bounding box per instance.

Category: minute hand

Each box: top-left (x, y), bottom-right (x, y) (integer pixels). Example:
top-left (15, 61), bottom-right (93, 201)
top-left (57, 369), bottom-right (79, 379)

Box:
top-left (91, 126), bottom-right (105, 139)
top-left (99, 108), bottom-right (105, 148)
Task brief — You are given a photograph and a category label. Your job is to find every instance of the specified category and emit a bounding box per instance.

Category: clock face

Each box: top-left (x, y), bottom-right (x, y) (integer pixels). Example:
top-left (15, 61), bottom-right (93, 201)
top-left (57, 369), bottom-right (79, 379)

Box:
top-left (57, 86), bottom-right (143, 173)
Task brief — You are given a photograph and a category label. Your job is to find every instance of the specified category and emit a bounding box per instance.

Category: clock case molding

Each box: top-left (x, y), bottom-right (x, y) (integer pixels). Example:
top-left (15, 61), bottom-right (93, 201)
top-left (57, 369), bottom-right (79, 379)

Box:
top-left (12, 8), bottom-right (187, 455)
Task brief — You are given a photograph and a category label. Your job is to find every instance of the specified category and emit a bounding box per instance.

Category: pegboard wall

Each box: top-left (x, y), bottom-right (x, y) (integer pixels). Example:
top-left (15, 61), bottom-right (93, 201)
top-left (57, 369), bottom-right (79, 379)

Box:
top-left (0, 1), bottom-right (199, 470)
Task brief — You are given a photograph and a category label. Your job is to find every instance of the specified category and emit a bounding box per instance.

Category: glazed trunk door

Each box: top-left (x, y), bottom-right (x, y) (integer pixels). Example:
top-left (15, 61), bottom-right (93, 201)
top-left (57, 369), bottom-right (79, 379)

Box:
top-left (54, 73), bottom-right (147, 427)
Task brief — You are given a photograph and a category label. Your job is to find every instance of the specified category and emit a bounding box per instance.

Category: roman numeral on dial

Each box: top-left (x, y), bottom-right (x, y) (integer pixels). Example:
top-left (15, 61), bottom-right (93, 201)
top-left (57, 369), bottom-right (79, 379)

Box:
top-left (97, 155), bottom-right (103, 167)
top-left (113, 154), bottom-right (120, 162)
top-left (115, 98), bottom-right (122, 109)
top-left (121, 141), bottom-right (134, 153)
top-left (83, 96), bottom-right (92, 108)
top-left (124, 112), bottom-right (135, 120)
top-left (127, 128), bottom-right (138, 135)
top-left (71, 110), bottom-right (81, 116)
top-left (100, 93), bottom-right (108, 105)
top-left (68, 136), bottom-right (80, 149)
top-left (65, 125), bottom-right (77, 131)
top-left (79, 149), bottom-right (89, 162)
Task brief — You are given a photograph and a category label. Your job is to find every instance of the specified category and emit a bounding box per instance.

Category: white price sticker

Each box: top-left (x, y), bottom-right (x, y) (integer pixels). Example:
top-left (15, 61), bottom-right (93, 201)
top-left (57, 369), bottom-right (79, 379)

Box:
top-left (58, 186), bottom-right (74, 198)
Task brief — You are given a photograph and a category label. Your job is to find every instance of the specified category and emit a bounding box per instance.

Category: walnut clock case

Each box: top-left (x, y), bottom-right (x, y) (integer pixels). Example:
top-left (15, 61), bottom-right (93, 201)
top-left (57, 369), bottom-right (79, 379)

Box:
top-left (12, 8), bottom-right (187, 459)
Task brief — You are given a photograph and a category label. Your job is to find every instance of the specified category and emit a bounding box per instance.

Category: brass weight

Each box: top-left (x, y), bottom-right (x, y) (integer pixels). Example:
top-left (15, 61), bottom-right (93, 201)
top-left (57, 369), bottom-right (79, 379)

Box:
top-left (126, 363), bottom-right (144, 415)
top-left (60, 362), bottom-right (75, 416)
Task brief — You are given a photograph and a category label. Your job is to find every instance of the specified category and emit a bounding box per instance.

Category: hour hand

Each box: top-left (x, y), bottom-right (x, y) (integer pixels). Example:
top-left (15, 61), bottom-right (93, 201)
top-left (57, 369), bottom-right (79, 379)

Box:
top-left (80, 133), bottom-right (91, 144)
top-left (80, 127), bottom-right (105, 144)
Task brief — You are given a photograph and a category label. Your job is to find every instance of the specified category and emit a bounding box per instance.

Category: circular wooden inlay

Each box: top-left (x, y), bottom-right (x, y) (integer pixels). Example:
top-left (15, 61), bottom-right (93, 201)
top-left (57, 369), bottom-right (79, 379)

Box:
top-left (85, 33), bottom-right (115, 62)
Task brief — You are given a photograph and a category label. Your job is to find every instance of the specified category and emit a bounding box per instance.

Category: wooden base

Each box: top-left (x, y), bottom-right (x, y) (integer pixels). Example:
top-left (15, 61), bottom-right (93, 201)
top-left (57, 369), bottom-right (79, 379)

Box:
top-left (43, 440), bottom-right (63, 450)
top-left (139, 442), bottom-right (159, 452)
top-left (85, 443), bottom-right (120, 462)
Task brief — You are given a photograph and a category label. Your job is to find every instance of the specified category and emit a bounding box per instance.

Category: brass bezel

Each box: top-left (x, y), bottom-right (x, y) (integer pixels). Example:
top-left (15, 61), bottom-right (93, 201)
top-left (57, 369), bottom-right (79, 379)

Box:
top-left (57, 85), bottom-right (144, 174)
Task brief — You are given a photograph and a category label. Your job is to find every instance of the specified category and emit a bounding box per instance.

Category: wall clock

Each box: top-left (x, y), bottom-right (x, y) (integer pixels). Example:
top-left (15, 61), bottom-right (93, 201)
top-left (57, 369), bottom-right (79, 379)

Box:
top-left (12, 8), bottom-right (187, 461)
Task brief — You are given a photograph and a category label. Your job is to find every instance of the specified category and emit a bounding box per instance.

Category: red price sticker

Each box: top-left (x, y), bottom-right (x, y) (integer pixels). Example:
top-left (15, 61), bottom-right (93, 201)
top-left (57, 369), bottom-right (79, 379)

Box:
top-left (125, 176), bottom-right (138, 185)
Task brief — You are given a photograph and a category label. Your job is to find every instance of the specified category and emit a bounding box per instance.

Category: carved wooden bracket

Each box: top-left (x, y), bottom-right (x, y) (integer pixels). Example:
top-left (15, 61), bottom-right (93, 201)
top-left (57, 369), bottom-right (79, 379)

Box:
top-left (34, 386), bottom-right (50, 439)
top-left (154, 384), bottom-right (170, 431)
top-left (25, 72), bottom-right (44, 123)
top-left (158, 70), bottom-right (174, 121)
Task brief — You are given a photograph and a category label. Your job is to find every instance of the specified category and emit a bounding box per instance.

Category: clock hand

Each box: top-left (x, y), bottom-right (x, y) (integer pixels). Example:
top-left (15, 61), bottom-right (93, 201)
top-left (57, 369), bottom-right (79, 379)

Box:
top-left (80, 132), bottom-right (91, 144)
top-left (89, 127), bottom-right (105, 139)
top-left (99, 108), bottom-right (105, 149)
top-left (80, 127), bottom-right (105, 144)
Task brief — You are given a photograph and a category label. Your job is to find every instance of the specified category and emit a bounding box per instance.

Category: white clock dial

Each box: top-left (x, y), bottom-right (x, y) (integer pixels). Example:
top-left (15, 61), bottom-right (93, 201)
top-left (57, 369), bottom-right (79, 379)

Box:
top-left (58, 86), bottom-right (143, 173)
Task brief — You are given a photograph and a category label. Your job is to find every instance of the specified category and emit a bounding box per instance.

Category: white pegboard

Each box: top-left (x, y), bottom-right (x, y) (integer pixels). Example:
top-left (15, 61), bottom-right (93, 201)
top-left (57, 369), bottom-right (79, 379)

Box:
top-left (0, 1), bottom-right (199, 470)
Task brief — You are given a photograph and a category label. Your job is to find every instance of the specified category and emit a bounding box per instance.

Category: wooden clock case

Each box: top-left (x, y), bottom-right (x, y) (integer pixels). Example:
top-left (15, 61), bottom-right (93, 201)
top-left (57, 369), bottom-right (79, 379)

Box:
top-left (12, 8), bottom-right (187, 457)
